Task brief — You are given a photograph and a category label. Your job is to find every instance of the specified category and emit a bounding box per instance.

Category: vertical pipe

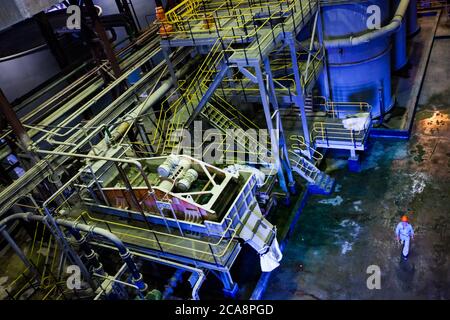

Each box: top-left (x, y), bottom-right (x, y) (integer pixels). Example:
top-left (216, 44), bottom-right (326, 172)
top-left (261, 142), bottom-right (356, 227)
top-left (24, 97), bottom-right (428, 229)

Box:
top-left (0, 227), bottom-right (41, 280)
top-left (88, 164), bottom-right (110, 206)
top-left (118, 249), bottom-right (148, 293)
top-left (162, 269), bottom-right (184, 300)
top-left (41, 210), bottom-right (94, 289)
top-left (316, 8), bottom-right (331, 100)
top-left (69, 229), bottom-right (105, 275)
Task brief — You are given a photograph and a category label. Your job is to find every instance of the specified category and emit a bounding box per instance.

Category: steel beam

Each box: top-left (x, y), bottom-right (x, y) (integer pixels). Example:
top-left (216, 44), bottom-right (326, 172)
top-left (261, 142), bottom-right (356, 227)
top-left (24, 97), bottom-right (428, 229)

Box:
top-left (286, 36), bottom-right (312, 160)
top-left (0, 89), bottom-right (33, 153)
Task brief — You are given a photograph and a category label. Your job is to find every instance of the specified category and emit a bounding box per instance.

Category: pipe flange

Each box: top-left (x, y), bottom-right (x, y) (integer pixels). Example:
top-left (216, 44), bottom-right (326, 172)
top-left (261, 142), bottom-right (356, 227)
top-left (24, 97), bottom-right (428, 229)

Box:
top-left (92, 263), bottom-right (104, 274)
top-left (119, 249), bottom-right (131, 260)
top-left (85, 249), bottom-right (97, 260)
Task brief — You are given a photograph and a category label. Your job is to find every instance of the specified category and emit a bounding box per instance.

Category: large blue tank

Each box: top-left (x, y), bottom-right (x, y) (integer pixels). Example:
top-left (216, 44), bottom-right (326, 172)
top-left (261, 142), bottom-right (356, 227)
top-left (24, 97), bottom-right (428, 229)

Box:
top-left (321, 0), bottom-right (395, 117)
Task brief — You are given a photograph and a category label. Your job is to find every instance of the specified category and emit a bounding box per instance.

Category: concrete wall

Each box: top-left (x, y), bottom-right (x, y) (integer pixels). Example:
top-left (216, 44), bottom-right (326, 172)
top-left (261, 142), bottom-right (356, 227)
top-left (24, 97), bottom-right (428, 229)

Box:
top-left (0, 0), bottom-right (161, 103)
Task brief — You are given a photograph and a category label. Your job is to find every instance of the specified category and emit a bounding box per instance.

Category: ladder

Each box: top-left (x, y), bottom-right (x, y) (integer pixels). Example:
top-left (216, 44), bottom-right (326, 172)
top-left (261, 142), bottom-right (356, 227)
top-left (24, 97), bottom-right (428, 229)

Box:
top-left (288, 150), bottom-right (334, 195)
top-left (201, 99), bottom-right (272, 164)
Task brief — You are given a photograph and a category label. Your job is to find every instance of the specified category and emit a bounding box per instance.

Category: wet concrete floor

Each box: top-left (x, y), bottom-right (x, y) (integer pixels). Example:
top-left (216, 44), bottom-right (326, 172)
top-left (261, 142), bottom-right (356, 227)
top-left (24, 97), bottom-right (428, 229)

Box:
top-left (264, 17), bottom-right (450, 300)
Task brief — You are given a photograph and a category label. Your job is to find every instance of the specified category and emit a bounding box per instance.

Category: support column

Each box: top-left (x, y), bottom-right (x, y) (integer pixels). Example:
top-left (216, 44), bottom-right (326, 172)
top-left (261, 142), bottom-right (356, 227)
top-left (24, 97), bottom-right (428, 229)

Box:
top-left (137, 121), bottom-right (155, 155)
top-left (0, 89), bottom-right (36, 162)
top-left (163, 47), bottom-right (178, 86)
top-left (185, 64), bottom-right (228, 128)
top-left (287, 36), bottom-right (312, 160)
top-left (84, 0), bottom-right (122, 78)
top-left (115, 0), bottom-right (140, 35)
top-left (254, 63), bottom-right (289, 196)
top-left (348, 148), bottom-right (361, 173)
top-left (218, 269), bottom-right (238, 298)
top-left (263, 58), bottom-right (296, 194)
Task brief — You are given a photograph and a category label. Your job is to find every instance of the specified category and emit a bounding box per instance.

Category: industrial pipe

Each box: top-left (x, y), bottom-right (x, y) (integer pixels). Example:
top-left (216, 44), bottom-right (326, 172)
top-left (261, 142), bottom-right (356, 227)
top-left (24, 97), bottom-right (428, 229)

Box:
top-left (325, 0), bottom-right (411, 48)
top-left (69, 229), bottom-right (105, 275)
top-left (96, 242), bottom-right (206, 300)
top-left (87, 60), bottom-right (194, 155)
top-left (0, 212), bottom-right (148, 293)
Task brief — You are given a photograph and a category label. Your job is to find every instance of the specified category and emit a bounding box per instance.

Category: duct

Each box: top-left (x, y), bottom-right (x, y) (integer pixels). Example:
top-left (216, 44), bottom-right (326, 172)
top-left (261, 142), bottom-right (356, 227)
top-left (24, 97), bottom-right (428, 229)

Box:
top-left (325, 0), bottom-right (411, 48)
top-left (0, 212), bottom-right (148, 294)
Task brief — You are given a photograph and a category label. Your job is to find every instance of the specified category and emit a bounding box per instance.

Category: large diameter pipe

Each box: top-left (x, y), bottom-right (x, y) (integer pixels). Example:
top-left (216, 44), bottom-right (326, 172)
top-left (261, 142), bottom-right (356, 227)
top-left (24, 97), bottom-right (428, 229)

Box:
top-left (325, 0), bottom-right (411, 48)
top-left (89, 60), bottom-right (194, 153)
top-left (0, 212), bottom-right (148, 293)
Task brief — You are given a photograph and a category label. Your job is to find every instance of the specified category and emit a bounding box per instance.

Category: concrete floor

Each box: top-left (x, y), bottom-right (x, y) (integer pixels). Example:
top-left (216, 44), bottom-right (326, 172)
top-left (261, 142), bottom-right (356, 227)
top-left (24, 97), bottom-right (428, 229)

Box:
top-left (264, 16), bottom-right (450, 300)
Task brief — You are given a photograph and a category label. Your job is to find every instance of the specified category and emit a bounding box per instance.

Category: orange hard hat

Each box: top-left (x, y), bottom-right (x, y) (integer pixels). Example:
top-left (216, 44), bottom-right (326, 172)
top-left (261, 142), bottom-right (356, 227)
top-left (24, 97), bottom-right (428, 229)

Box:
top-left (401, 215), bottom-right (408, 222)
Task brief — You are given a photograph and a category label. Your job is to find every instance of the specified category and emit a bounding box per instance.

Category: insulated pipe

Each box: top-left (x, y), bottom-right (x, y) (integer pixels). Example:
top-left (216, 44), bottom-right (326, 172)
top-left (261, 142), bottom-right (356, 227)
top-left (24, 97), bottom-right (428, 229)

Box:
top-left (89, 60), bottom-right (194, 155)
top-left (0, 212), bottom-right (148, 293)
top-left (325, 0), bottom-right (411, 48)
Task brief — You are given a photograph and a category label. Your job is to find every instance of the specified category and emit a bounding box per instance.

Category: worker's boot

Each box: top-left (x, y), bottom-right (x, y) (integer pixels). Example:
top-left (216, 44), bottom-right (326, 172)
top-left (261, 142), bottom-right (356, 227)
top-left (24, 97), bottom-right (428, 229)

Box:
top-left (400, 239), bottom-right (409, 260)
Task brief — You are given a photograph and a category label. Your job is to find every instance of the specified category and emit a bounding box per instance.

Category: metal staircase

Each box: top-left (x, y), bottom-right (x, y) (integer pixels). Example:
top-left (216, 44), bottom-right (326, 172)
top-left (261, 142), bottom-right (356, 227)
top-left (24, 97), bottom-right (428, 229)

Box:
top-left (288, 150), bottom-right (334, 195)
top-left (201, 98), bottom-right (334, 194)
top-left (154, 39), bottom-right (231, 154)
top-left (288, 134), bottom-right (334, 194)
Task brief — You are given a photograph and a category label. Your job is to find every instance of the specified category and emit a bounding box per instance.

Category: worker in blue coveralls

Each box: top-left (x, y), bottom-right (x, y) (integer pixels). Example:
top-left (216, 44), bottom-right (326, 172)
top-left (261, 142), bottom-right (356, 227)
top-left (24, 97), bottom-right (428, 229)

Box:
top-left (395, 215), bottom-right (415, 260)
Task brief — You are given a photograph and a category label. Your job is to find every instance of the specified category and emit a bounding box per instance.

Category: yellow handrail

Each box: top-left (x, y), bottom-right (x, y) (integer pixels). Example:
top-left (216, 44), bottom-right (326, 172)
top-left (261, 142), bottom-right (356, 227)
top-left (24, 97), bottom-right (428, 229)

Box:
top-left (289, 134), bottom-right (323, 162)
